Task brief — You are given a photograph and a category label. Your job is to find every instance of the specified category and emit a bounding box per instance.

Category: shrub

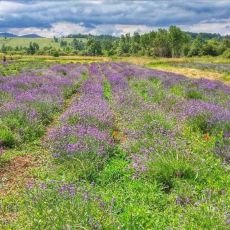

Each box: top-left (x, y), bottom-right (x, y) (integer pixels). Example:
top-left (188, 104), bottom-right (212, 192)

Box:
top-left (147, 154), bottom-right (196, 192)
top-left (0, 124), bottom-right (15, 147)
top-left (186, 90), bottom-right (203, 99)
top-left (223, 48), bottom-right (230, 58)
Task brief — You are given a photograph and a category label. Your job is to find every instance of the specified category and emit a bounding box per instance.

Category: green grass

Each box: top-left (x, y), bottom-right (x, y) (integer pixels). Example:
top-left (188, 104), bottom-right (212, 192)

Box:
top-left (0, 59), bottom-right (52, 76)
top-left (103, 78), bottom-right (112, 101)
top-left (0, 37), bottom-right (85, 49)
top-left (0, 61), bottom-right (230, 229)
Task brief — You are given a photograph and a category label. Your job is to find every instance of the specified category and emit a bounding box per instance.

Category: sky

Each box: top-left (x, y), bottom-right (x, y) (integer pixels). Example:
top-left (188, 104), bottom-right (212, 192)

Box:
top-left (0, 0), bottom-right (230, 37)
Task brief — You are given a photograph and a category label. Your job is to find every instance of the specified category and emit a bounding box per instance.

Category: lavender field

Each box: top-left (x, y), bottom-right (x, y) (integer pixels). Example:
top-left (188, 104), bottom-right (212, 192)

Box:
top-left (0, 62), bottom-right (230, 229)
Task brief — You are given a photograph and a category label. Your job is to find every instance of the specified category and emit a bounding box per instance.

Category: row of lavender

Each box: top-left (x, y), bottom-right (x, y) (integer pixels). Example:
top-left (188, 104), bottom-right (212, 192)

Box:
top-left (99, 63), bottom-right (230, 227)
top-left (0, 64), bottom-right (87, 147)
top-left (102, 62), bottom-right (183, 174)
top-left (47, 63), bottom-right (115, 178)
top-left (131, 63), bottom-right (230, 156)
top-left (114, 62), bottom-right (230, 133)
top-left (103, 62), bottom-right (230, 161)
top-left (21, 64), bottom-right (118, 228)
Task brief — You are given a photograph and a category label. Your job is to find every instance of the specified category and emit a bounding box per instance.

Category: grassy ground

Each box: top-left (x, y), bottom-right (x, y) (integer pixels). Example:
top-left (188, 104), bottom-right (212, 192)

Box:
top-left (0, 55), bottom-right (109, 76)
top-left (116, 56), bottom-right (230, 65)
top-left (0, 60), bottom-right (229, 228)
top-left (146, 63), bottom-right (230, 83)
top-left (1, 54), bottom-right (109, 62)
top-left (1, 55), bottom-right (229, 82)
top-left (117, 56), bottom-right (230, 83)
top-left (0, 37), bottom-right (85, 49)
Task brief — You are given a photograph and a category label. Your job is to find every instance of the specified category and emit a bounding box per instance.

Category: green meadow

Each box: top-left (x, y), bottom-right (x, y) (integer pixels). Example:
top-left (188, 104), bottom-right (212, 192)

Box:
top-left (0, 37), bottom-right (84, 49)
top-left (0, 56), bottom-right (229, 229)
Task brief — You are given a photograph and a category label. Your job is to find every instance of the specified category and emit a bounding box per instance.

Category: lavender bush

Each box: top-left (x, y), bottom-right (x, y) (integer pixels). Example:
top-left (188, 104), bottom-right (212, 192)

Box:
top-left (0, 63), bottom-right (87, 147)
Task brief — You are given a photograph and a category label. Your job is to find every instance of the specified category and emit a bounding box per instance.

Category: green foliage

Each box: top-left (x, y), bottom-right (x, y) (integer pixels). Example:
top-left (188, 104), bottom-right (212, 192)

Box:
top-left (53, 36), bottom-right (59, 43)
top-left (169, 25), bottom-right (191, 57)
top-left (147, 153), bottom-right (196, 192)
top-left (103, 79), bottom-right (112, 101)
top-left (2, 111), bottom-right (44, 143)
top-left (86, 38), bottom-right (102, 56)
top-left (51, 49), bottom-right (60, 57)
top-left (154, 29), bottom-right (171, 57)
top-left (131, 78), bottom-right (166, 103)
top-left (71, 38), bottom-right (84, 52)
top-left (186, 89), bottom-right (203, 99)
top-left (27, 42), bottom-right (39, 55)
top-left (0, 124), bottom-right (15, 147)
top-left (202, 39), bottom-right (222, 56)
top-left (0, 60), bottom-right (50, 76)
top-left (1, 28), bottom-right (230, 57)
top-left (223, 48), bottom-right (230, 58)
top-left (170, 84), bottom-right (185, 96)
top-left (188, 35), bottom-right (204, 56)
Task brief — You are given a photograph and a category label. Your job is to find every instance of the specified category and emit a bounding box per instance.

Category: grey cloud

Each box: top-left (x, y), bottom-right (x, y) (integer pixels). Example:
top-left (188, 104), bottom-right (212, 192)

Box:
top-left (0, 0), bottom-right (230, 35)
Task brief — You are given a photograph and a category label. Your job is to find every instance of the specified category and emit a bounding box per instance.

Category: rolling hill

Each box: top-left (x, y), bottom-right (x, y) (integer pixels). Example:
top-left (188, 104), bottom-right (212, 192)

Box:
top-left (0, 32), bottom-right (42, 38)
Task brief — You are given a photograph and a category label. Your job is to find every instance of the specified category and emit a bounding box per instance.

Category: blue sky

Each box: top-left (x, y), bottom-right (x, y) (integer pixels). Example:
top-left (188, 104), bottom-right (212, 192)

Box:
top-left (0, 0), bottom-right (230, 37)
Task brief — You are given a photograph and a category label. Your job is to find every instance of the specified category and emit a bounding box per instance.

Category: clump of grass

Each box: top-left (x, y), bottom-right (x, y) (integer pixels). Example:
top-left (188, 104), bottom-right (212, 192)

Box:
top-left (103, 79), bottom-right (112, 101)
top-left (186, 89), bottom-right (203, 99)
top-left (0, 124), bottom-right (15, 147)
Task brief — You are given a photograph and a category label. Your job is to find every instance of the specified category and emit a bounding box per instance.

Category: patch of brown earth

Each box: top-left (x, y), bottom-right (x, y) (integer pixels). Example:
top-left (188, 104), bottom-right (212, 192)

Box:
top-left (112, 129), bottom-right (127, 144)
top-left (0, 155), bottom-right (38, 196)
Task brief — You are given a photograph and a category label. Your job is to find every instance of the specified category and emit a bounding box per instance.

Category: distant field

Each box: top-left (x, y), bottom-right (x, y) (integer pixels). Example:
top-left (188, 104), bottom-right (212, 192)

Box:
top-left (0, 54), bottom-right (229, 83)
top-left (117, 56), bottom-right (230, 83)
top-left (0, 37), bottom-right (85, 48)
top-left (0, 55), bottom-right (110, 76)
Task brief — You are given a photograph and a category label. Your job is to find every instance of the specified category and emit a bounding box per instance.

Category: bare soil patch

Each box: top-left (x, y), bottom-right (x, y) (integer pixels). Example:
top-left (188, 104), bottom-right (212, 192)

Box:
top-left (0, 155), bottom-right (38, 196)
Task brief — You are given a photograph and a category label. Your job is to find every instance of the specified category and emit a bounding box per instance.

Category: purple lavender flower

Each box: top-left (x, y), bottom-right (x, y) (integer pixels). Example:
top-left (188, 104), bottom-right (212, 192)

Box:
top-left (52, 153), bottom-right (61, 158)
top-left (39, 183), bottom-right (47, 190)
top-left (59, 183), bottom-right (76, 197)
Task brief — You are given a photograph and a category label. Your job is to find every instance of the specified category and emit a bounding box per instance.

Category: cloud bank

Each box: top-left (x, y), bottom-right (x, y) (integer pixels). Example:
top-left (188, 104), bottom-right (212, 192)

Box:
top-left (0, 0), bottom-right (230, 37)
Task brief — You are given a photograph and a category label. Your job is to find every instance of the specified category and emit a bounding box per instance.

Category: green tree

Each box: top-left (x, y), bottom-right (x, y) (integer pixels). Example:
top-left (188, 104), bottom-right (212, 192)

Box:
top-left (53, 36), bottom-right (58, 43)
top-left (60, 40), bottom-right (67, 47)
top-left (1, 44), bottom-right (7, 53)
top-left (154, 29), bottom-right (171, 57)
top-left (72, 38), bottom-right (84, 52)
top-left (27, 42), bottom-right (39, 55)
top-left (169, 25), bottom-right (190, 57)
top-left (86, 38), bottom-right (102, 56)
top-left (202, 39), bottom-right (219, 56)
top-left (188, 35), bottom-right (204, 56)
top-left (117, 34), bottom-right (130, 55)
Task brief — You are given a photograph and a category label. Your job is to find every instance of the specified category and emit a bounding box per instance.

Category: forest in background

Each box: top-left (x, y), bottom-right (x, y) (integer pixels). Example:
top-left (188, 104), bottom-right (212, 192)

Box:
top-left (1, 26), bottom-right (230, 58)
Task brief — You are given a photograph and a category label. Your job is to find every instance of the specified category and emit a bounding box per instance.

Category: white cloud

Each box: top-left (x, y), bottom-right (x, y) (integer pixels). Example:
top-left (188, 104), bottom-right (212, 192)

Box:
top-left (0, 1), bottom-right (25, 14)
top-left (8, 22), bottom-right (158, 37)
top-left (8, 19), bottom-right (230, 38)
top-left (180, 18), bottom-right (230, 35)
top-left (8, 22), bottom-right (89, 37)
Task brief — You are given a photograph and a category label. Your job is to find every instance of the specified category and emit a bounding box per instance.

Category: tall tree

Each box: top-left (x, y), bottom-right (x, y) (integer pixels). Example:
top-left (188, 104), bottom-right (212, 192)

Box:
top-left (86, 38), bottom-right (102, 56)
top-left (154, 29), bottom-right (171, 57)
top-left (169, 25), bottom-right (188, 57)
top-left (188, 35), bottom-right (204, 56)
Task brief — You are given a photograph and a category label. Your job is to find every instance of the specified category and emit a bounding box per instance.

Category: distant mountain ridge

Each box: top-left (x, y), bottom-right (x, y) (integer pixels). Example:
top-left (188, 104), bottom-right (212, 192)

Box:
top-left (0, 32), bottom-right (229, 40)
top-left (0, 32), bottom-right (42, 38)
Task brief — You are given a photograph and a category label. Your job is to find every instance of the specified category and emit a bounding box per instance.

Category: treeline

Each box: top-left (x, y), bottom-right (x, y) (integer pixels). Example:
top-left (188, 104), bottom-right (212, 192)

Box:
top-left (113, 26), bottom-right (230, 57)
top-left (1, 26), bottom-right (230, 57)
